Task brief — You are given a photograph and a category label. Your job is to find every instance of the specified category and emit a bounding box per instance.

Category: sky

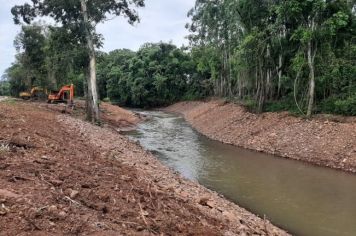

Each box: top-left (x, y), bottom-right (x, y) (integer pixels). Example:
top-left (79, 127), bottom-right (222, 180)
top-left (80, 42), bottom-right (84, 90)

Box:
top-left (0, 0), bottom-right (195, 78)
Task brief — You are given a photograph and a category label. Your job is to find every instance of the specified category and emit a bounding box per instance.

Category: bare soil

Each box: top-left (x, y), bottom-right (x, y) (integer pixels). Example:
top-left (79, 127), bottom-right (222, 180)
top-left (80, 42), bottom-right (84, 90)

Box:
top-left (165, 99), bottom-right (356, 173)
top-left (0, 100), bottom-right (287, 235)
top-left (37, 100), bottom-right (142, 130)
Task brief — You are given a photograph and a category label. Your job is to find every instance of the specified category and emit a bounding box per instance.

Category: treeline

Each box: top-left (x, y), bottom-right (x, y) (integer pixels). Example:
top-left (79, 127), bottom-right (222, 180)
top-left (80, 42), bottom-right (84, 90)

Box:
top-left (3, 24), bottom-right (87, 97)
top-left (3, 24), bottom-right (211, 107)
top-left (3, 0), bottom-right (356, 116)
top-left (187, 0), bottom-right (356, 116)
top-left (97, 44), bottom-right (212, 107)
top-left (0, 81), bottom-right (10, 96)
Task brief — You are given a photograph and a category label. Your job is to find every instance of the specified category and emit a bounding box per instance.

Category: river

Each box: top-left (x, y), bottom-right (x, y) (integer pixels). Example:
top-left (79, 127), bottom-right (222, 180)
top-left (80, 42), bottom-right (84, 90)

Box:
top-left (125, 110), bottom-right (356, 236)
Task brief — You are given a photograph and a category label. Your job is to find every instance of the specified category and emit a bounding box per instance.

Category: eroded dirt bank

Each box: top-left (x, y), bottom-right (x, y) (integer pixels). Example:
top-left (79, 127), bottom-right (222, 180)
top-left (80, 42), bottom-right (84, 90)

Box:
top-left (165, 100), bottom-right (356, 173)
top-left (0, 101), bottom-right (287, 235)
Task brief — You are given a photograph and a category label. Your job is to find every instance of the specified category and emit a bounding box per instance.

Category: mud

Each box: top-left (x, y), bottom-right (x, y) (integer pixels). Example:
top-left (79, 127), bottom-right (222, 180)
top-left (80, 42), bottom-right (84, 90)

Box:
top-left (0, 101), bottom-right (287, 235)
top-left (165, 100), bottom-right (356, 173)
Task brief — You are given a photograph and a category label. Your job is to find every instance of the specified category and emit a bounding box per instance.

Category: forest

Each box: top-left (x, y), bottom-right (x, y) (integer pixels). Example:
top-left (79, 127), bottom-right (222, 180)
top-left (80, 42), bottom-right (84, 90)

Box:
top-left (2, 0), bottom-right (356, 116)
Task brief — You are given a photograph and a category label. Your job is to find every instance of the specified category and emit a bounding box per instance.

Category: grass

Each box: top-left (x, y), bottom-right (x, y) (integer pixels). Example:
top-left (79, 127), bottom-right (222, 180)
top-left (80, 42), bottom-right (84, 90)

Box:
top-left (0, 143), bottom-right (10, 154)
top-left (0, 97), bottom-right (17, 105)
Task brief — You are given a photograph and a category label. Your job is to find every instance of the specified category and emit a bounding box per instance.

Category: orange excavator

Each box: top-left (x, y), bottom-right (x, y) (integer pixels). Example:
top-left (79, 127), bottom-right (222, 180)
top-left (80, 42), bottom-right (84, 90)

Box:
top-left (47, 84), bottom-right (74, 106)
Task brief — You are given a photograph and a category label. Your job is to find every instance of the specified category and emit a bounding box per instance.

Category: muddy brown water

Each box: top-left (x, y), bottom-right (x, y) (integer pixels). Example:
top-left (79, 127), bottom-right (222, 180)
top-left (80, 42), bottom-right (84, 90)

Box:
top-left (125, 110), bottom-right (356, 236)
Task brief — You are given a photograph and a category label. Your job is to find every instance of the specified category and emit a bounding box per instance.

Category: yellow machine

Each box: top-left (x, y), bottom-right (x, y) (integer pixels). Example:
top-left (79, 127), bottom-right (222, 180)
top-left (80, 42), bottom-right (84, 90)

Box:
top-left (19, 87), bottom-right (48, 100)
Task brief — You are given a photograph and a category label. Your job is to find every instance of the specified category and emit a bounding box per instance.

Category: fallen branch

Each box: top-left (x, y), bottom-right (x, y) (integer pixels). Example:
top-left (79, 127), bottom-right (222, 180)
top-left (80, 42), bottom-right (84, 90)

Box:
top-left (64, 196), bottom-right (81, 206)
top-left (138, 202), bottom-right (148, 226)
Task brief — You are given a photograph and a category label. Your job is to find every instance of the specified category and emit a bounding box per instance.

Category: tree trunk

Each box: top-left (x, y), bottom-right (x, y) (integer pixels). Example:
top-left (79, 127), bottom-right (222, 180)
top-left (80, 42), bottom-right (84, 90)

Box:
top-left (83, 68), bottom-right (93, 121)
top-left (306, 17), bottom-right (317, 118)
top-left (47, 65), bottom-right (56, 90)
top-left (80, 0), bottom-right (100, 123)
top-left (277, 54), bottom-right (282, 97)
top-left (257, 61), bottom-right (265, 113)
top-left (307, 40), bottom-right (315, 118)
top-left (266, 44), bottom-right (271, 99)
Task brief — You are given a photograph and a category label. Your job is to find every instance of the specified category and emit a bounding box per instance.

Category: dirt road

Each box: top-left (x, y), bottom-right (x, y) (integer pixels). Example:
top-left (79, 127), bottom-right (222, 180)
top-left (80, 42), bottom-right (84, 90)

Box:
top-left (165, 100), bottom-right (356, 173)
top-left (0, 101), bottom-right (287, 235)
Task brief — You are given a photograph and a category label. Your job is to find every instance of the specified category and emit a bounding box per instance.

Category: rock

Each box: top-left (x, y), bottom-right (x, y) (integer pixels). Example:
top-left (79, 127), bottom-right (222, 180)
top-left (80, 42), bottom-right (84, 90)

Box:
top-left (223, 211), bottom-right (238, 222)
top-left (198, 196), bottom-right (210, 206)
top-left (0, 204), bottom-right (9, 216)
top-left (48, 205), bottom-right (58, 214)
top-left (49, 179), bottom-right (63, 186)
top-left (58, 211), bottom-right (67, 219)
top-left (70, 190), bottom-right (79, 199)
top-left (206, 200), bottom-right (216, 208)
top-left (179, 191), bottom-right (189, 198)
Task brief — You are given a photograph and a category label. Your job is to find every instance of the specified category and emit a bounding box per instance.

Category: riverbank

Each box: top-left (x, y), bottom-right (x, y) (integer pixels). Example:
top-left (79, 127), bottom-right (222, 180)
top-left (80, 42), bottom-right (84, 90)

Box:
top-left (165, 99), bottom-right (356, 173)
top-left (0, 100), bottom-right (287, 235)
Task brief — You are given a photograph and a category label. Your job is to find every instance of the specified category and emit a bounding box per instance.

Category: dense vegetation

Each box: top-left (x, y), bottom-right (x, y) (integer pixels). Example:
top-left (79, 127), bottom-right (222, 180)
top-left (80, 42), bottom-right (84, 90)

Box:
top-left (10, 0), bottom-right (145, 122)
top-left (97, 44), bottom-right (211, 107)
top-left (187, 0), bottom-right (356, 116)
top-left (3, 25), bottom-right (210, 107)
top-left (3, 0), bottom-right (356, 116)
top-left (3, 24), bottom-right (87, 97)
top-left (0, 81), bottom-right (10, 96)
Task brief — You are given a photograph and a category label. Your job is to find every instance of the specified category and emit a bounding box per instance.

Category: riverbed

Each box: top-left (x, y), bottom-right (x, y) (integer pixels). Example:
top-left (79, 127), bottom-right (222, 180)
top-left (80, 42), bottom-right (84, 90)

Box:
top-left (126, 110), bottom-right (356, 236)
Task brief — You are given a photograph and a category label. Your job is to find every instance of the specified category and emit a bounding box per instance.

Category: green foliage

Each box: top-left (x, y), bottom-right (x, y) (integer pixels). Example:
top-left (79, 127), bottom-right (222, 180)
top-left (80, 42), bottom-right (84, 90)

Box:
top-left (319, 96), bottom-right (356, 116)
top-left (5, 25), bottom-right (86, 97)
top-left (0, 81), bottom-right (10, 96)
top-left (4, 0), bottom-right (355, 117)
top-left (99, 43), bottom-right (209, 107)
top-left (187, 0), bottom-right (356, 116)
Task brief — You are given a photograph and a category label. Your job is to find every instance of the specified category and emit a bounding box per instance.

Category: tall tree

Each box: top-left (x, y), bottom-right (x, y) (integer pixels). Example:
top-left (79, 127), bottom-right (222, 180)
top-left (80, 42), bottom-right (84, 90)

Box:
top-left (11, 0), bottom-right (145, 122)
top-left (187, 0), bottom-right (355, 116)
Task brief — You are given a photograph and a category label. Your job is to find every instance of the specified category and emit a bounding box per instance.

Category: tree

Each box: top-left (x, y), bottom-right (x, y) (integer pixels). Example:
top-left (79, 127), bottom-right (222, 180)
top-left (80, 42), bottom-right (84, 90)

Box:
top-left (14, 24), bottom-right (48, 89)
top-left (187, 0), bottom-right (356, 116)
top-left (12, 0), bottom-right (145, 122)
top-left (0, 80), bottom-right (11, 96)
top-left (6, 24), bottom-right (87, 98)
top-left (100, 42), bottom-right (197, 107)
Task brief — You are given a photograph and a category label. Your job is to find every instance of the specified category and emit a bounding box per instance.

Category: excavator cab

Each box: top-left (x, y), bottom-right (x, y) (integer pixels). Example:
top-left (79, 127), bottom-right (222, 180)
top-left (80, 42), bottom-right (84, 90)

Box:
top-left (47, 84), bottom-right (74, 106)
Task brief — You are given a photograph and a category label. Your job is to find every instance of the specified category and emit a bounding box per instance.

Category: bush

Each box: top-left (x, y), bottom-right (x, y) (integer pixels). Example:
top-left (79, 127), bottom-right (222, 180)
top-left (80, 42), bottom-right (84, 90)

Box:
top-left (319, 96), bottom-right (356, 116)
top-left (102, 97), bottom-right (111, 103)
top-left (242, 98), bottom-right (258, 113)
top-left (333, 97), bottom-right (356, 116)
top-left (0, 81), bottom-right (11, 96)
top-left (264, 97), bottom-right (301, 114)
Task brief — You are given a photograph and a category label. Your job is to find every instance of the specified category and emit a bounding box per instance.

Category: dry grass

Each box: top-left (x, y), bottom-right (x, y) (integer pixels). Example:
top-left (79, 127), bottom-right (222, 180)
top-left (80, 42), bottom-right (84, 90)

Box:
top-left (0, 143), bottom-right (10, 154)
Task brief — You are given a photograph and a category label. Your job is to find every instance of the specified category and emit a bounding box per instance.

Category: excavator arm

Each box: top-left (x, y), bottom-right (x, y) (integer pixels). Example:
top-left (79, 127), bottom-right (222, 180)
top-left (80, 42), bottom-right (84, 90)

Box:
top-left (20, 87), bottom-right (47, 100)
top-left (47, 84), bottom-right (74, 105)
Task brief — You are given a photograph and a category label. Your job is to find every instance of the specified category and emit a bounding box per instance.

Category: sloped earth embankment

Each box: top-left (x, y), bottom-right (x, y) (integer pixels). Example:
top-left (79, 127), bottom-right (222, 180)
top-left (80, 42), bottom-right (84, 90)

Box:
top-left (0, 101), bottom-right (287, 235)
top-left (165, 100), bottom-right (356, 173)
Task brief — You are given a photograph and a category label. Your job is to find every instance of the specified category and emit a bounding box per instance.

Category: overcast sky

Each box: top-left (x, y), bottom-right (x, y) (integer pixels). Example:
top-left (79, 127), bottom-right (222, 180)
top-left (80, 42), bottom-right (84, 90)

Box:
top-left (0, 0), bottom-right (194, 77)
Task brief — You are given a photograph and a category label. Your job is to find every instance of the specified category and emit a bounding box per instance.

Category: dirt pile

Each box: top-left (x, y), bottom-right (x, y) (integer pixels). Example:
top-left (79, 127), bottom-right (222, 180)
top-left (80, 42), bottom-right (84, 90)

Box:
top-left (36, 100), bottom-right (141, 130)
top-left (0, 101), bottom-right (287, 235)
top-left (165, 100), bottom-right (356, 173)
top-left (100, 102), bottom-right (141, 130)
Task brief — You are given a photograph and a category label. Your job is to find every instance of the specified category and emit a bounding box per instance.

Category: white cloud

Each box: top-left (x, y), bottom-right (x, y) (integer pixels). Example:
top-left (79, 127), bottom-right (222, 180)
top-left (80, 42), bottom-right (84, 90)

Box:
top-left (0, 0), bottom-right (195, 77)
